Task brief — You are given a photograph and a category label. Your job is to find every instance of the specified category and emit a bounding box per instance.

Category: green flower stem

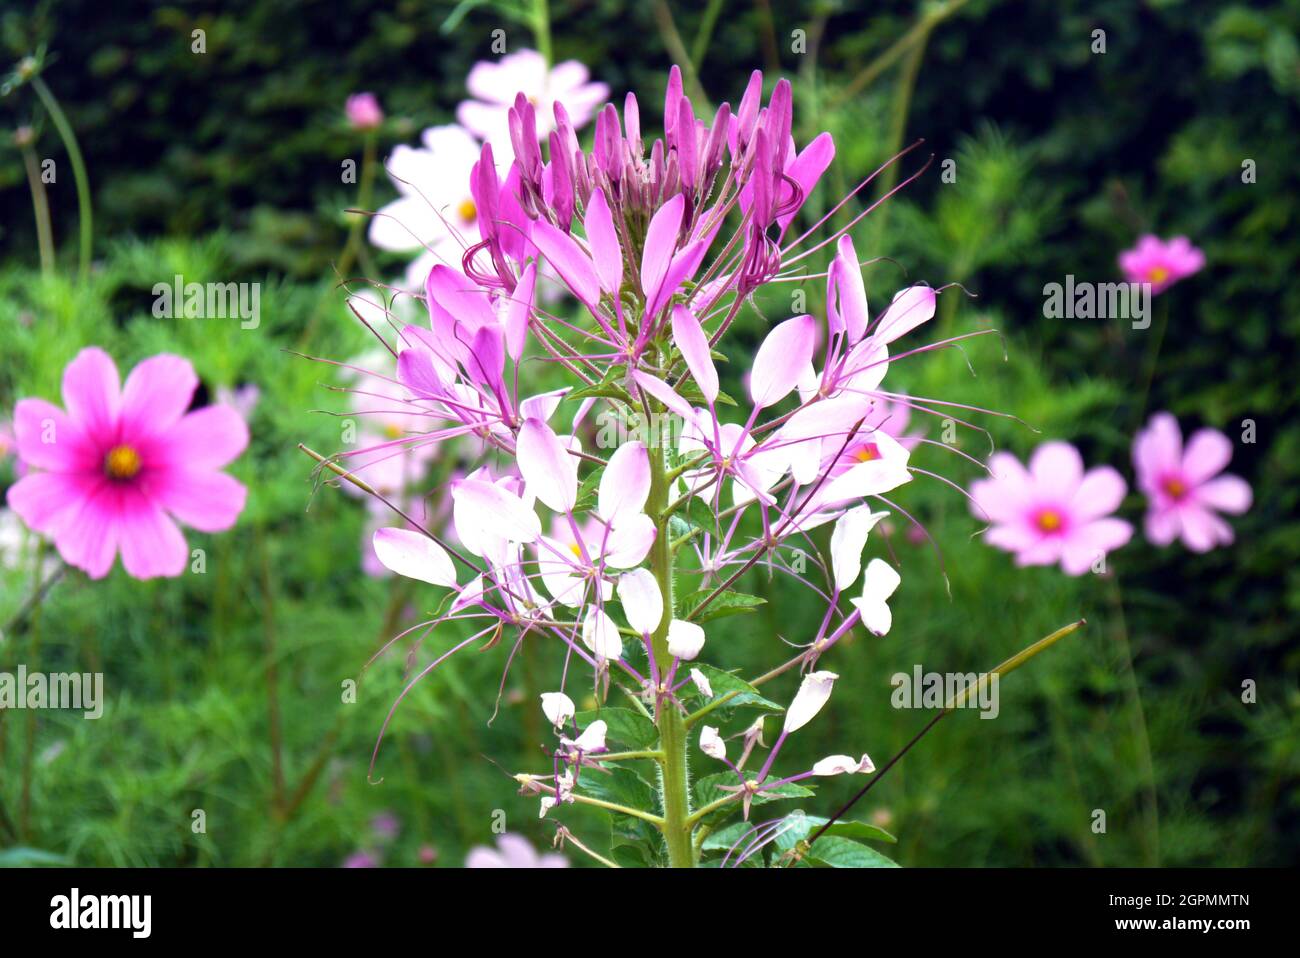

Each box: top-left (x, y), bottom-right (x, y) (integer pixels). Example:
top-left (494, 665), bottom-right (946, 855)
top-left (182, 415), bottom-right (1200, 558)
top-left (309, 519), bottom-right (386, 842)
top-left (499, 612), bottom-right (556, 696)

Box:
top-left (685, 792), bottom-right (738, 828)
top-left (597, 750), bottom-right (664, 763)
top-left (20, 143), bottom-right (55, 275)
top-left (646, 397), bottom-right (694, 867)
top-left (31, 76), bottom-right (93, 280)
top-left (532, 0), bottom-right (553, 66)
top-left (682, 690), bottom-right (742, 729)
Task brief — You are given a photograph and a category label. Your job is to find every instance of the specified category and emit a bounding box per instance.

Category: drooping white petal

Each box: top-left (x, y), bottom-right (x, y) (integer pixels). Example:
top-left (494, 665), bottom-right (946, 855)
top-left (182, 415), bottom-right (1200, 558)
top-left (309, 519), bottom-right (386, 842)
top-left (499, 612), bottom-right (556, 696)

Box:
top-left (829, 506), bottom-right (890, 592)
top-left (689, 668), bottom-right (713, 698)
top-left (849, 558), bottom-right (901, 636)
top-left (700, 725), bottom-right (727, 760)
top-left (666, 619), bottom-right (706, 660)
top-left (617, 568), bottom-right (663, 635)
top-left (783, 670), bottom-right (839, 733)
top-left (572, 720), bottom-right (608, 752)
top-left (581, 606), bottom-right (623, 660)
top-left (540, 692), bottom-right (576, 728)
top-left (372, 528), bottom-right (458, 587)
top-left (812, 753), bottom-right (876, 776)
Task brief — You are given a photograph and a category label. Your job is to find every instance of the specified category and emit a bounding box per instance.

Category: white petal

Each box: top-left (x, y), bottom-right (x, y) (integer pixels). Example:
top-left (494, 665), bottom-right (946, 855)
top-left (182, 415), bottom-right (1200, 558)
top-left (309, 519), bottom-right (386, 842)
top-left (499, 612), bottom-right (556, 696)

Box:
top-left (573, 719), bottom-right (608, 752)
top-left (829, 506), bottom-right (889, 592)
top-left (783, 670), bottom-right (839, 733)
top-left (581, 607), bottom-right (623, 660)
top-left (700, 725), bottom-right (726, 760)
top-left (372, 528), bottom-right (458, 587)
top-left (689, 668), bottom-right (713, 698)
top-left (540, 692), bottom-right (576, 728)
top-left (618, 568), bottom-right (663, 635)
top-left (666, 619), bottom-right (706, 660)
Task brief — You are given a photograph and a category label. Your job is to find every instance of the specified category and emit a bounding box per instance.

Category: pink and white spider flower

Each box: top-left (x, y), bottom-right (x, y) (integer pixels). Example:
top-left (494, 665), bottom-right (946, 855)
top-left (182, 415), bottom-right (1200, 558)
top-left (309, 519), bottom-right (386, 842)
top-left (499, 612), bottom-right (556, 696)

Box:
top-left (329, 63), bottom-right (1006, 865)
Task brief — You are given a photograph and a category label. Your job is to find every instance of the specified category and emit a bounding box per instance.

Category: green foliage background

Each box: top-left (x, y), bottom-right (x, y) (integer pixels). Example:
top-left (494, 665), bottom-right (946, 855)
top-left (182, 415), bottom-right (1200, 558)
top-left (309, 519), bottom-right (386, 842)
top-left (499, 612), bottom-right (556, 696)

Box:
top-left (0, 0), bottom-right (1296, 866)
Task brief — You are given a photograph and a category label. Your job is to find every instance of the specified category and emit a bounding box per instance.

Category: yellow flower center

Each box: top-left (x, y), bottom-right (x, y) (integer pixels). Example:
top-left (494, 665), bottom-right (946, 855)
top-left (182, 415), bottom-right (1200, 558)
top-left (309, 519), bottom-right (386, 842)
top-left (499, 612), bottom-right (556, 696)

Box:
top-left (384, 422), bottom-right (404, 440)
top-left (1148, 265), bottom-right (1170, 284)
top-left (569, 541), bottom-right (584, 558)
top-left (1036, 509), bottom-right (1063, 532)
top-left (457, 198), bottom-right (478, 223)
top-left (104, 444), bottom-right (142, 480)
top-left (854, 443), bottom-right (881, 463)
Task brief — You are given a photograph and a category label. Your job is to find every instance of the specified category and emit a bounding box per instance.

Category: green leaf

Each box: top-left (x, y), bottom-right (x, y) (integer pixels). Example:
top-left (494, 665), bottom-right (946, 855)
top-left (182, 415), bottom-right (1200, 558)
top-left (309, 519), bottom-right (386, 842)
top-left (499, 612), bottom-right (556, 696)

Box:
top-left (692, 663), bottom-right (784, 712)
top-left (770, 810), bottom-right (898, 855)
top-left (575, 708), bottom-right (658, 751)
top-left (0, 846), bottom-right (70, 867)
top-left (683, 588), bottom-right (766, 623)
top-left (803, 835), bottom-right (899, 868)
top-left (567, 366), bottom-right (632, 404)
top-left (577, 764), bottom-right (660, 816)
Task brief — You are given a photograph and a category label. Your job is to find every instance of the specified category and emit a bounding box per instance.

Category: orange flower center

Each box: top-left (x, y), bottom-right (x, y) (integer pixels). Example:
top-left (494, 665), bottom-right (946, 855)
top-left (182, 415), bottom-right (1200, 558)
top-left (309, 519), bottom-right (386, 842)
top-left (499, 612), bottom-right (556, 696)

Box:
top-left (1162, 476), bottom-right (1188, 500)
top-left (104, 444), bottom-right (141, 480)
top-left (853, 443), bottom-right (881, 463)
top-left (1148, 265), bottom-right (1170, 284)
top-left (1035, 509), bottom-right (1063, 532)
top-left (457, 198), bottom-right (478, 223)
top-left (384, 422), bottom-right (404, 440)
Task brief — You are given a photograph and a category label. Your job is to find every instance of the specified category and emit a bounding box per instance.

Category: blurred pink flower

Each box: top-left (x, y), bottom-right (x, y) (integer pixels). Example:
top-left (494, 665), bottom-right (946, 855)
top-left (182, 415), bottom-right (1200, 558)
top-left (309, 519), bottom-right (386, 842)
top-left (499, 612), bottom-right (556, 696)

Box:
top-left (970, 441), bottom-right (1132, 575)
top-left (369, 126), bottom-right (483, 291)
top-left (215, 384), bottom-right (260, 422)
top-left (346, 92), bottom-right (384, 131)
top-left (342, 851), bottom-right (379, 868)
top-left (465, 833), bottom-right (568, 868)
top-left (1118, 234), bottom-right (1204, 294)
top-left (457, 49), bottom-right (607, 161)
top-left (1133, 412), bottom-right (1251, 552)
top-left (6, 348), bottom-right (248, 579)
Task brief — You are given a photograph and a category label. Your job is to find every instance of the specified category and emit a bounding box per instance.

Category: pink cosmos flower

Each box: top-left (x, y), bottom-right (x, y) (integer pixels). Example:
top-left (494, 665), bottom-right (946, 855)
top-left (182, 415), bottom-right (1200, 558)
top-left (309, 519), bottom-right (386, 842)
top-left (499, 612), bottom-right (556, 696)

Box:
top-left (457, 49), bottom-right (607, 161)
top-left (465, 833), bottom-right (568, 868)
top-left (346, 92), bottom-right (384, 131)
top-left (6, 348), bottom-right (248, 580)
top-left (1133, 412), bottom-right (1251, 552)
top-left (1118, 234), bottom-right (1205, 295)
top-left (969, 441), bottom-right (1132, 575)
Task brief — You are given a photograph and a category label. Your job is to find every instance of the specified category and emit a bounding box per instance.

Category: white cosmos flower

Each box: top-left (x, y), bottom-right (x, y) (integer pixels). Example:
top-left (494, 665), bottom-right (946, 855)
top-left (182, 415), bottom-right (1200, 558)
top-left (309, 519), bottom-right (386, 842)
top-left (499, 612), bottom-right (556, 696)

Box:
top-left (812, 753), bottom-right (876, 776)
top-left (783, 670), bottom-right (839, 733)
top-left (699, 725), bottom-right (726, 760)
top-left (540, 692), bottom-right (576, 728)
top-left (666, 619), bottom-right (706, 660)
top-left (850, 558), bottom-right (902, 636)
top-left (369, 125), bottom-right (485, 292)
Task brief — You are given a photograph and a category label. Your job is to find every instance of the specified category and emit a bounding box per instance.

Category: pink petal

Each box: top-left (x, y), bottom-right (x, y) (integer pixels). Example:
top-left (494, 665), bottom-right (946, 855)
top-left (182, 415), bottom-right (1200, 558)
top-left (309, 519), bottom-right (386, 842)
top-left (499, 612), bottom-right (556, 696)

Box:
top-left (777, 132), bottom-right (835, 231)
top-left (1182, 427), bottom-right (1233, 484)
top-left (1179, 504), bottom-right (1233, 552)
top-left (1133, 412), bottom-right (1182, 485)
top-left (984, 522), bottom-right (1041, 553)
top-left (599, 440), bottom-right (650, 523)
top-left (372, 527), bottom-right (457, 586)
top-left (640, 194), bottom-right (685, 307)
top-left (146, 468), bottom-right (247, 531)
top-left (504, 262), bottom-right (536, 362)
top-left (6, 471), bottom-right (96, 536)
top-left (632, 370), bottom-right (697, 421)
top-left (1196, 474), bottom-right (1251, 514)
top-left (1070, 466), bottom-right (1127, 521)
top-left (1144, 507), bottom-right (1180, 547)
top-left (453, 478), bottom-right (541, 544)
top-left (603, 513), bottom-right (656, 568)
top-left (151, 405), bottom-right (249, 471)
top-left (751, 314), bottom-right (816, 409)
top-left (1060, 517), bottom-right (1133, 574)
top-left (12, 398), bottom-right (98, 471)
top-left (119, 354), bottom-right (198, 443)
top-left (584, 189), bottom-right (623, 295)
top-left (50, 481), bottom-right (120, 579)
top-left (516, 418), bottom-right (578, 513)
top-left (1029, 441), bottom-right (1084, 501)
top-left (646, 239), bottom-right (708, 319)
top-left (832, 235), bottom-right (868, 343)
top-left (117, 486), bottom-right (190, 579)
top-left (873, 286), bottom-right (935, 345)
top-left (61, 347), bottom-right (120, 440)
top-left (671, 305), bottom-right (718, 403)
top-left (425, 264), bottom-right (497, 332)
top-left (532, 220), bottom-right (601, 310)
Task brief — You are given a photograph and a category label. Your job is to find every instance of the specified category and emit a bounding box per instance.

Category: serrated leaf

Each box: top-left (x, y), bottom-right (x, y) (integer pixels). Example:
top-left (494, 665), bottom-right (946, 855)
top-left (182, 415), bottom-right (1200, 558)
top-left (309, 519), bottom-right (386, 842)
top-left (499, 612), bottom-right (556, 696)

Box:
top-left (575, 707), bottom-right (658, 750)
top-left (577, 765), bottom-right (660, 816)
top-left (683, 589), bottom-right (766, 623)
top-left (803, 835), bottom-right (899, 868)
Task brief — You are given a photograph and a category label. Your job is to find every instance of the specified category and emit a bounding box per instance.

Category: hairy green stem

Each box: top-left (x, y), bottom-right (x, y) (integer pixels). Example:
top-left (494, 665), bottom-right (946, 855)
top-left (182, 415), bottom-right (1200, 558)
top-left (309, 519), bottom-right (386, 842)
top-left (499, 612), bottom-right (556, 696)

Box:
top-left (647, 405), bottom-right (694, 867)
